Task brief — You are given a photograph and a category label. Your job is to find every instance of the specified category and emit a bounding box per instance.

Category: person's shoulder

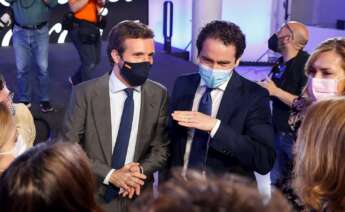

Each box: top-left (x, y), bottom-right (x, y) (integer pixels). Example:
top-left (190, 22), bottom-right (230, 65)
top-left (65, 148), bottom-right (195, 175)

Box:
top-left (73, 73), bottom-right (109, 93)
top-left (176, 72), bottom-right (199, 81)
top-left (299, 50), bottom-right (310, 57)
top-left (14, 103), bottom-right (32, 117)
top-left (297, 50), bottom-right (310, 62)
top-left (146, 79), bottom-right (167, 92)
top-left (234, 72), bottom-right (268, 95)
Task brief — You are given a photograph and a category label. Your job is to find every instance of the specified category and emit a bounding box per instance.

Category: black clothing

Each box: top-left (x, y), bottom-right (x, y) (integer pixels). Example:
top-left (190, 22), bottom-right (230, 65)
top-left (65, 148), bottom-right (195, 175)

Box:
top-left (271, 50), bottom-right (309, 133)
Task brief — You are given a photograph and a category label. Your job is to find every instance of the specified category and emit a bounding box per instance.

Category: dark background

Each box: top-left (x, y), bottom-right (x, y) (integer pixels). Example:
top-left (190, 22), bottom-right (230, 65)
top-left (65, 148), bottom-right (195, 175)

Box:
top-left (0, 0), bottom-right (148, 45)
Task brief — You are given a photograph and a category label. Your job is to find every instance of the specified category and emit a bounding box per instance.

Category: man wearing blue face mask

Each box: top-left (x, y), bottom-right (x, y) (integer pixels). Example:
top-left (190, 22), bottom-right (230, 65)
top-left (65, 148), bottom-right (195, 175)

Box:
top-left (167, 21), bottom-right (275, 179)
top-left (60, 21), bottom-right (169, 212)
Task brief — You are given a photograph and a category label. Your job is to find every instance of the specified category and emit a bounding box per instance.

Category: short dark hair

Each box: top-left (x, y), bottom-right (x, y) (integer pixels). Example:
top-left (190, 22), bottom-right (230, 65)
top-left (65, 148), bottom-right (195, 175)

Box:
top-left (0, 142), bottom-right (101, 212)
top-left (107, 20), bottom-right (154, 65)
top-left (130, 169), bottom-right (292, 212)
top-left (196, 20), bottom-right (246, 60)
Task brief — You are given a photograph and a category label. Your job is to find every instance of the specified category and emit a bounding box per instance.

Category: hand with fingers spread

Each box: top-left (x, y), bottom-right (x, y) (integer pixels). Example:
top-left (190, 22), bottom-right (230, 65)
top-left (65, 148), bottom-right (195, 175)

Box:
top-left (171, 111), bottom-right (217, 132)
top-left (109, 162), bottom-right (146, 199)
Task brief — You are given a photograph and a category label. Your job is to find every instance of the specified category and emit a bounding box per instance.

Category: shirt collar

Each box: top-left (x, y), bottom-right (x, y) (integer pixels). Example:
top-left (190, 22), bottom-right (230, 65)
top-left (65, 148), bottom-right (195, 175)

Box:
top-left (199, 71), bottom-right (233, 91)
top-left (109, 71), bottom-right (141, 93)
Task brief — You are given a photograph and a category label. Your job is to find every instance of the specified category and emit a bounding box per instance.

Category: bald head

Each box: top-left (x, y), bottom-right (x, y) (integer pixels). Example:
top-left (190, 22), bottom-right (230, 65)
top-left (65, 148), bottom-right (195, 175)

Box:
top-left (285, 21), bottom-right (309, 50)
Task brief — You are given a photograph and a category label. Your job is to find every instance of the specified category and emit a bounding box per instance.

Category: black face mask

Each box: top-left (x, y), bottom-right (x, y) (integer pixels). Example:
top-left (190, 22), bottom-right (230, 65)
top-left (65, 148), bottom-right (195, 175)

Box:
top-left (120, 61), bottom-right (152, 86)
top-left (268, 34), bottom-right (280, 52)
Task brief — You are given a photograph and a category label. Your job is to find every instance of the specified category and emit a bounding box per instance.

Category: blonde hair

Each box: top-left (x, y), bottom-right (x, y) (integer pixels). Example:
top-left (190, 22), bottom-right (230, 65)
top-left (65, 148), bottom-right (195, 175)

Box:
top-left (293, 97), bottom-right (345, 211)
top-left (305, 37), bottom-right (345, 76)
top-left (0, 103), bottom-right (16, 148)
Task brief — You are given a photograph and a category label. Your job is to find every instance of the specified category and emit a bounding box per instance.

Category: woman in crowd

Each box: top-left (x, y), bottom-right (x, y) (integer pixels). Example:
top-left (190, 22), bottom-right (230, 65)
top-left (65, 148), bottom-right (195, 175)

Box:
top-left (0, 73), bottom-right (36, 146)
top-left (131, 169), bottom-right (292, 212)
top-left (0, 142), bottom-right (102, 212)
top-left (289, 37), bottom-right (345, 134)
top-left (293, 98), bottom-right (345, 211)
top-left (0, 103), bottom-right (28, 173)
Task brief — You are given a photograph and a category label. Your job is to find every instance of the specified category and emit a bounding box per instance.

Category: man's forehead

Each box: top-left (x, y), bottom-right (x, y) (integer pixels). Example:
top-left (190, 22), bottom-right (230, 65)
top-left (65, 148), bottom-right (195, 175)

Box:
top-left (200, 39), bottom-right (237, 61)
top-left (123, 38), bottom-right (154, 51)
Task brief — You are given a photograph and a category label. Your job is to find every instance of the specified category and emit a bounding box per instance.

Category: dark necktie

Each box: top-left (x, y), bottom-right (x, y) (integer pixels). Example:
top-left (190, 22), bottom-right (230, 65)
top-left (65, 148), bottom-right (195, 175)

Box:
top-left (188, 87), bottom-right (213, 169)
top-left (104, 88), bottom-right (134, 203)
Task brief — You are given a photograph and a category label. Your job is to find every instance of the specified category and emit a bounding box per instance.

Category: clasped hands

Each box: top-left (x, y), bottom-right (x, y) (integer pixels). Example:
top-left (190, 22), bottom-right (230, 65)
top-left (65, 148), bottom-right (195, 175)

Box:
top-left (109, 162), bottom-right (146, 199)
top-left (171, 111), bottom-right (217, 132)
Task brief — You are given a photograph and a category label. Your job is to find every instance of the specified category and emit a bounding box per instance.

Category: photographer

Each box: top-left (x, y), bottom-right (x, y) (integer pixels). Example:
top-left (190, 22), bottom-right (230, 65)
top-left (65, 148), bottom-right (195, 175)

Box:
top-left (68, 0), bottom-right (105, 85)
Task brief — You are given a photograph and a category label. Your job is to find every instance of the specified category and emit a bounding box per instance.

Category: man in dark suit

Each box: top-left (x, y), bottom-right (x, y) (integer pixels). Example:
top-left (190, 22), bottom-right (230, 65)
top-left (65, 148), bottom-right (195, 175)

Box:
top-left (61, 21), bottom-right (169, 212)
top-left (168, 21), bottom-right (275, 178)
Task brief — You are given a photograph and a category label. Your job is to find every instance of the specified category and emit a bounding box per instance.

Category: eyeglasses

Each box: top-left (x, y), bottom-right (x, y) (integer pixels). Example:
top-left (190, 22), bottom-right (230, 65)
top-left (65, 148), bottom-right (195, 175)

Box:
top-left (284, 24), bottom-right (294, 40)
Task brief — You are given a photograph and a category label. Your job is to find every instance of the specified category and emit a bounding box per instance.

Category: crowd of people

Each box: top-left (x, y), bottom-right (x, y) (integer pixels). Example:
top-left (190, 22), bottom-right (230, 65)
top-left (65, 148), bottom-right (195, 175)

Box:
top-left (1, 2), bottom-right (345, 212)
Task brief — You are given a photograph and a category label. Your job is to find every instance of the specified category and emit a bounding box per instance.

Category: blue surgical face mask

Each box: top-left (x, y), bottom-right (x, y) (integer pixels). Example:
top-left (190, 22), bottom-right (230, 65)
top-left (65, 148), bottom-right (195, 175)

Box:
top-left (198, 64), bottom-right (232, 88)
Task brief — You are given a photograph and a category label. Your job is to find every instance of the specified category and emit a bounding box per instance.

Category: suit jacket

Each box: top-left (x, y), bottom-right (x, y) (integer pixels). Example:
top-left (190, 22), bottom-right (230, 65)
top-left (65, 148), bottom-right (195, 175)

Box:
top-left (60, 73), bottom-right (169, 211)
top-left (168, 71), bottom-right (275, 178)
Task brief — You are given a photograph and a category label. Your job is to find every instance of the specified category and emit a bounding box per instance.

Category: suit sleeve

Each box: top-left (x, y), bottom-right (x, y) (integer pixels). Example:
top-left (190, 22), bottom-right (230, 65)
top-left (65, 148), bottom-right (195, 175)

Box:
top-left (60, 86), bottom-right (86, 143)
top-left (60, 86), bottom-right (113, 179)
top-left (210, 90), bottom-right (275, 174)
top-left (140, 90), bottom-right (170, 176)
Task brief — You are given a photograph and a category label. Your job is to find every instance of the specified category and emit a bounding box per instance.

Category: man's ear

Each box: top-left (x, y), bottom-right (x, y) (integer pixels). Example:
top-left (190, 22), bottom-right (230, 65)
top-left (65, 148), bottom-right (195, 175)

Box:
top-left (234, 58), bottom-right (241, 67)
top-left (111, 49), bottom-right (121, 64)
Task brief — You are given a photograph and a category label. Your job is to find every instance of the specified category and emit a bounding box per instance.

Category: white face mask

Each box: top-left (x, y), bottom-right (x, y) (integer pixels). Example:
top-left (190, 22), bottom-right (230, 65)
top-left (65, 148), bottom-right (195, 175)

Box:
top-left (0, 135), bottom-right (27, 158)
top-left (308, 77), bottom-right (345, 101)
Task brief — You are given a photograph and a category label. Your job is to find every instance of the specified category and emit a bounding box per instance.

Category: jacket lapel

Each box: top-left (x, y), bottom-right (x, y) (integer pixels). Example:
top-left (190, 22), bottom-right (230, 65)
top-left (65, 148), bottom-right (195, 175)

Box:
top-left (134, 82), bottom-right (155, 161)
top-left (178, 74), bottom-right (200, 111)
top-left (217, 71), bottom-right (243, 122)
top-left (178, 74), bottom-right (200, 156)
top-left (92, 74), bottom-right (113, 165)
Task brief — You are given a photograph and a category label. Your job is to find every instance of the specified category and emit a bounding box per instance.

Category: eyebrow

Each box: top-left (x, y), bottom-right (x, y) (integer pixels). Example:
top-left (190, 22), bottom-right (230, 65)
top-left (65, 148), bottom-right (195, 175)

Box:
top-left (132, 51), bottom-right (155, 56)
top-left (201, 56), bottom-right (232, 65)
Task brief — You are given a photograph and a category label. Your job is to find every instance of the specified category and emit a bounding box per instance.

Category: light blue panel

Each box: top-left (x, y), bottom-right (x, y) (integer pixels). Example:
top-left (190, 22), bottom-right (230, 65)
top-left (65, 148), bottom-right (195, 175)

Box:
top-left (149, 0), bottom-right (273, 60)
top-left (149, 0), bottom-right (192, 50)
top-left (222, 0), bottom-right (273, 61)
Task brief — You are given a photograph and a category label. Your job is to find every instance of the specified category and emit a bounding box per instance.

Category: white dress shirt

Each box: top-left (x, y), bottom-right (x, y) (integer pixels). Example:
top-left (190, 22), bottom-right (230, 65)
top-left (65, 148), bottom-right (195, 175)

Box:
top-left (183, 74), bottom-right (232, 169)
top-left (103, 72), bottom-right (141, 185)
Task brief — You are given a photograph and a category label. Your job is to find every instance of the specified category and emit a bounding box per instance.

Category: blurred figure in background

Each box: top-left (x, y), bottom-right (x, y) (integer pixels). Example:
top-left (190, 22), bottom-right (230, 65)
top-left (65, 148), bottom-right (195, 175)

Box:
top-left (0, 142), bottom-right (102, 212)
top-left (6, 0), bottom-right (57, 112)
top-left (294, 98), bottom-right (345, 211)
top-left (68, 0), bottom-right (105, 85)
top-left (131, 169), bottom-right (292, 212)
top-left (0, 73), bottom-right (36, 147)
top-left (290, 37), bottom-right (345, 133)
top-left (0, 103), bottom-right (28, 174)
top-left (259, 21), bottom-right (309, 187)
